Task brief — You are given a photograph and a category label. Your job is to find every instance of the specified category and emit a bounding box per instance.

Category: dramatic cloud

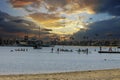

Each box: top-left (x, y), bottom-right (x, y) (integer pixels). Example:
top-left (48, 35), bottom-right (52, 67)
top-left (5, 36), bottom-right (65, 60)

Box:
top-left (7, 0), bottom-right (120, 37)
top-left (9, 0), bottom-right (97, 14)
top-left (0, 11), bottom-right (52, 38)
top-left (9, 0), bottom-right (120, 16)
top-left (9, 0), bottom-right (42, 8)
top-left (74, 17), bottom-right (120, 40)
top-left (28, 13), bottom-right (61, 22)
top-left (28, 13), bottom-right (64, 28)
top-left (94, 0), bottom-right (120, 16)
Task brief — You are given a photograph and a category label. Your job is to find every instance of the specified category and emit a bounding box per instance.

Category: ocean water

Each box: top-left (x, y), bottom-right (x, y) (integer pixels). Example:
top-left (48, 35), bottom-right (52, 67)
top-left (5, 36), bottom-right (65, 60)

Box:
top-left (0, 46), bottom-right (120, 75)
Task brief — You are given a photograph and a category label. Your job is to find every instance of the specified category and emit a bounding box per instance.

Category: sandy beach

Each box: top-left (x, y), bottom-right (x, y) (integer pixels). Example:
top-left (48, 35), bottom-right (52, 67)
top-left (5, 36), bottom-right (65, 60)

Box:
top-left (0, 69), bottom-right (120, 80)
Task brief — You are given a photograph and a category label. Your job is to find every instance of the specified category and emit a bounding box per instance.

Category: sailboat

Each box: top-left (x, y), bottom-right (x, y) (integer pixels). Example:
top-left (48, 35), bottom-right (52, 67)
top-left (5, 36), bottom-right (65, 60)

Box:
top-left (33, 27), bottom-right (42, 49)
top-left (98, 46), bottom-right (120, 54)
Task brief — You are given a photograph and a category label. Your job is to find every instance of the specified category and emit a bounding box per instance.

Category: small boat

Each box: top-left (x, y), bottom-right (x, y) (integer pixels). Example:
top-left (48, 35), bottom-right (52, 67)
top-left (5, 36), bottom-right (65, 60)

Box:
top-left (33, 45), bottom-right (42, 49)
top-left (117, 46), bottom-right (120, 48)
top-left (42, 44), bottom-right (54, 47)
top-left (34, 47), bottom-right (42, 49)
top-left (98, 51), bottom-right (120, 53)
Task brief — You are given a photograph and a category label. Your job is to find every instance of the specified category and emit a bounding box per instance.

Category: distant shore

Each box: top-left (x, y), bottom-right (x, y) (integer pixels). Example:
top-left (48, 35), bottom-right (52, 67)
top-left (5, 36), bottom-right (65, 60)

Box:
top-left (0, 69), bottom-right (120, 80)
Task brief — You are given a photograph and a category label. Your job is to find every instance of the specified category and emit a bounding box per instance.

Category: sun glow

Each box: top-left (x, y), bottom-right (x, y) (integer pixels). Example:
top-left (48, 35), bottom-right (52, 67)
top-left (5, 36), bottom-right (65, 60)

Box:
top-left (26, 16), bottom-right (87, 35)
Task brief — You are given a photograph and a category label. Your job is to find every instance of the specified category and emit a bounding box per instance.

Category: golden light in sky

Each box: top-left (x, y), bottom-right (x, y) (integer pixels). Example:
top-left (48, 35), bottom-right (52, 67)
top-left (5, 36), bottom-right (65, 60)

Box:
top-left (8, 0), bottom-right (97, 37)
top-left (9, 0), bottom-right (95, 37)
top-left (26, 15), bottom-right (87, 35)
top-left (0, 0), bottom-right (119, 39)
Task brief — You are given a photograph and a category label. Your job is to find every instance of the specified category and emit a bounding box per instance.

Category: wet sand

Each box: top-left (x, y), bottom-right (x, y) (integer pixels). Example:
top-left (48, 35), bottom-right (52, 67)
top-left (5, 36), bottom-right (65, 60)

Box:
top-left (0, 69), bottom-right (120, 80)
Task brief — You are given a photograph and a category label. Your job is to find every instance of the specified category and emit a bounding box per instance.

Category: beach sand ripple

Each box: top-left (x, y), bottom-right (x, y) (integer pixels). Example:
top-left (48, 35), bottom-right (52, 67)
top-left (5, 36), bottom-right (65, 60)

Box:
top-left (0, 69), bottom-right (120, 80)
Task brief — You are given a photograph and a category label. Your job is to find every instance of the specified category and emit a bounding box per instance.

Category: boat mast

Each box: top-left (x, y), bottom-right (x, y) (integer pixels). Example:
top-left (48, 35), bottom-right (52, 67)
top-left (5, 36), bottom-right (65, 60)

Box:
top-left (38, 27), bottom-right (40, 40)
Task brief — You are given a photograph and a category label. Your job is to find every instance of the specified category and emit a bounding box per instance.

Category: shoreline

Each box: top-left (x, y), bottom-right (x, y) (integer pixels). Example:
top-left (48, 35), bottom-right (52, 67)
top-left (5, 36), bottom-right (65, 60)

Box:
top-left (0, 69), bottom-right (120, 80)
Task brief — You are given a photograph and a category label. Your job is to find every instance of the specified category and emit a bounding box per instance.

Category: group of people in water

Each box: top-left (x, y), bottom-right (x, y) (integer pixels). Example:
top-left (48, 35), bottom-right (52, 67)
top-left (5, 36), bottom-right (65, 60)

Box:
top-left (10, 48), bottom-right (28, 52)
top-left (77, 48), bottom-right (89, 54)
top-left (56, 48), bottom-right (73, 53)
top-left (51, 47), bottom-right (89, 54)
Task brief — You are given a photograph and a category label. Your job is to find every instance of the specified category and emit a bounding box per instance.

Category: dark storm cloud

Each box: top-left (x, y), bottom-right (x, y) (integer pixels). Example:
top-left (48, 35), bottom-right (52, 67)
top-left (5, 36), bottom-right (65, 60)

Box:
top-left (74, 17), bottom-right (120, 39)
top-left (0, 11), bottom-right (52, 37)
top-left (9, 0), bottom-right (120, 17)
top-left (0, 11), bottom-right (34, 33)
top-left (7, 0), bottom-right (120, 37)
top-left (94, 0), bottom-right (120, 16)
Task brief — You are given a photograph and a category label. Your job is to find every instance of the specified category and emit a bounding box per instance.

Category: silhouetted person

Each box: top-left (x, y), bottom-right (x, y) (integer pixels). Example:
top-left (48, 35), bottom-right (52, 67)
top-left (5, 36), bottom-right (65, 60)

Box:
top-left (86, 48), bottom-right (88, 55)
top-left (51, 48), bottom-right (54, 53)
top-left (109, 47), bottom-right (112, 52)
top-left (57, 48), bottom-right (59, 53)
top-left (78, 48), bottom-right (81, 54)
top-left (100, 46), bottom-right (102, 51)
top-left (10, 50), bottom-right (13, 52)
top-left (26, 49), bottom-right (28, 51)
top-left (70, 49), bottom-right (73, 52)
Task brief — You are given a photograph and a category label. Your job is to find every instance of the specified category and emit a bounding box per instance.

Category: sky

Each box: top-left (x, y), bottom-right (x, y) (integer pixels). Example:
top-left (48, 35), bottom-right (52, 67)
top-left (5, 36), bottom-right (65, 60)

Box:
top-left (0, 0), bottom-right (120, 40)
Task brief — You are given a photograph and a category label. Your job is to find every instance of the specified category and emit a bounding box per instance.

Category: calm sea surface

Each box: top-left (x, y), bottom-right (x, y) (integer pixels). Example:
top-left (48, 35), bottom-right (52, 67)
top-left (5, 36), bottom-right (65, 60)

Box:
top-left (0, 46), bottom-right (120, 75)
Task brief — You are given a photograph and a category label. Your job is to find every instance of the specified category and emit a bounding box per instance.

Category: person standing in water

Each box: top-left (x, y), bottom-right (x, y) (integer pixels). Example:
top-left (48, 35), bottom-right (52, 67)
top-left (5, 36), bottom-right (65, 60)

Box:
top-left (100, 46), bottom-right (102, 51)
top-left (57, 48), bottom-right (60, 53)
top-left (78, 48), bottom-right (81, 54)
top-left (86, 48), bottom-right (88, 55)
top-left (51, 48), bottom-right (54, 53)
top-left (109, 47), bottom-right (112, 52)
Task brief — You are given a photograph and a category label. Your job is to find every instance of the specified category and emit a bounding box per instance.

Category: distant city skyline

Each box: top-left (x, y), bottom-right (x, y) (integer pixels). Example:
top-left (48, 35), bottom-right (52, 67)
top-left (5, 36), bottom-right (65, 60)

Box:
top-left (0, 0), bottom-right (120, 40)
